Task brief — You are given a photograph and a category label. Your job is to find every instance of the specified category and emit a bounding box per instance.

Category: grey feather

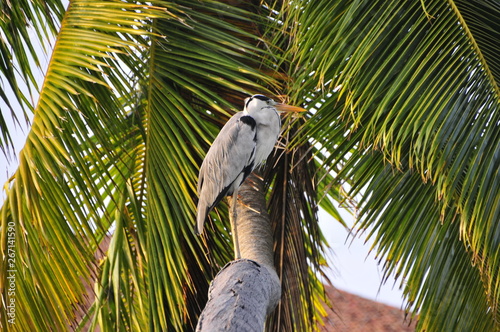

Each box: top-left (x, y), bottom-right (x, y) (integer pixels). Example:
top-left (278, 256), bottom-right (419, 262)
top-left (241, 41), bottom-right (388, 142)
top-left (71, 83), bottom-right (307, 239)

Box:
top-left (196, 113), bottom-right (257, 234)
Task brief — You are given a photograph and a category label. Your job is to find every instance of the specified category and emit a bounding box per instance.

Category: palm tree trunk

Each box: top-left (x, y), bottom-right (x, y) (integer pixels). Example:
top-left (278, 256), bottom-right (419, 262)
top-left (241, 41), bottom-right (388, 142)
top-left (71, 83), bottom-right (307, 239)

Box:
top-left (196, 173), bottom-right (281, 331)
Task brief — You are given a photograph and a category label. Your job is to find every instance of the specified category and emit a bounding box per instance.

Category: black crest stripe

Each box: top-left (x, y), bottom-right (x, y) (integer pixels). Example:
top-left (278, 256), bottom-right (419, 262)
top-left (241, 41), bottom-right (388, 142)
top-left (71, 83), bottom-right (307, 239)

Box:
top-left (245, 94), bottom-right (271, 108)
top-left (251, 94), bottom-right (270, 101)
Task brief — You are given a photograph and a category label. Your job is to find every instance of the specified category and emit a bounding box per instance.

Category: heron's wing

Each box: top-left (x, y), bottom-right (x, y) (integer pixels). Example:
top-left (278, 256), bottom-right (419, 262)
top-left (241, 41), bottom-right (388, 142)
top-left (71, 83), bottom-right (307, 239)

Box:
top-left (196, 113), bottom-right (257, 234)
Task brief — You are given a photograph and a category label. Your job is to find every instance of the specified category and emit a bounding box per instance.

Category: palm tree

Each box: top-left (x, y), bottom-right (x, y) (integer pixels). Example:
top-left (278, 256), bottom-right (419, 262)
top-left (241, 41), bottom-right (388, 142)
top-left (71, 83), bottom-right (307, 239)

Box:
top-left (0, 0), bottom-right (498, 331)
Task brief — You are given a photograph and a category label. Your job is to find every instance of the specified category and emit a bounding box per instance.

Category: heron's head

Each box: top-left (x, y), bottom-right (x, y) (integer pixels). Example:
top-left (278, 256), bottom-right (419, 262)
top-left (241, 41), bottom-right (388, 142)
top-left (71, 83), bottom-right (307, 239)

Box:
top-left (243, 95), bottom-right (306, 117)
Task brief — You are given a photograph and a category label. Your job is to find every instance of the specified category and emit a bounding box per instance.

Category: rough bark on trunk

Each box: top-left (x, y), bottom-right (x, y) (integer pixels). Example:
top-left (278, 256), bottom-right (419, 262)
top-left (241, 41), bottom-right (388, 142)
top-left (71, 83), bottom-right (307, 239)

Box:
top-left (196, 173), bottom-right (281, 332)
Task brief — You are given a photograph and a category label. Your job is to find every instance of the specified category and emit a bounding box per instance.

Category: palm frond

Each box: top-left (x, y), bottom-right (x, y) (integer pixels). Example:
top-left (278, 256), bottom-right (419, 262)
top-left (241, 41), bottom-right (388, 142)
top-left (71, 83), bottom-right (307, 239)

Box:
top-left (85, 104), bottom-right (149, 331)
top-left (357, 162), bottom-right (495, 331)
top-left (264, 132), bottom-right (335, 331)
top-left (0, 1), bottom-right (174, 330)
top-left (0, 0), bottom-right (65, 155)
top-left (275, 0), bottom-right (500, 330)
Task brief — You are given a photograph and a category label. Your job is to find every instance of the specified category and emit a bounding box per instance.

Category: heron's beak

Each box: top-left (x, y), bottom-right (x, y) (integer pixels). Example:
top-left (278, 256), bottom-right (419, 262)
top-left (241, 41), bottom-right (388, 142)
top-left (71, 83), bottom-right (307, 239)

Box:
top-left (274, 103), bottom-right (307, 113)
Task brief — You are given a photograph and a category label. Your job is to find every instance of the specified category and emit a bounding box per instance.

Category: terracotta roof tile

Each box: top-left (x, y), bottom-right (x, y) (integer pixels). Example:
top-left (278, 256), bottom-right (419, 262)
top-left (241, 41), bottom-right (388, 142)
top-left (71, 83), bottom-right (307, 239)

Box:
top-left (319, 286), bottom-right (416, 332)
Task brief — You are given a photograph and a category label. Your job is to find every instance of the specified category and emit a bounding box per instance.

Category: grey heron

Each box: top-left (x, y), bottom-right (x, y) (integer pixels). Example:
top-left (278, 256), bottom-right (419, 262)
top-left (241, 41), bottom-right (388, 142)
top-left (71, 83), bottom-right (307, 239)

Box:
top-left (196, 94), bottom-right (306, 258)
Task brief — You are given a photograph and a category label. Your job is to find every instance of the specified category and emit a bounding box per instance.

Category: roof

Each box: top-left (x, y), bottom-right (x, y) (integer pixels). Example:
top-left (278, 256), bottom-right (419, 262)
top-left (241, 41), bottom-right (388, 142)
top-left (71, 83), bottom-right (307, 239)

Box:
top-left (320, 286), bottom-right (417, 332)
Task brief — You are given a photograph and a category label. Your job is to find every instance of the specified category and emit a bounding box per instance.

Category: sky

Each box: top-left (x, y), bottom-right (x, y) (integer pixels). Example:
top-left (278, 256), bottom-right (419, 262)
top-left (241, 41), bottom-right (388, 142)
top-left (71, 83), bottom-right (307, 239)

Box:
top-left (319, 209), bottom-right (407, 308)
top-left (0, 9), bottom-right (408, 310)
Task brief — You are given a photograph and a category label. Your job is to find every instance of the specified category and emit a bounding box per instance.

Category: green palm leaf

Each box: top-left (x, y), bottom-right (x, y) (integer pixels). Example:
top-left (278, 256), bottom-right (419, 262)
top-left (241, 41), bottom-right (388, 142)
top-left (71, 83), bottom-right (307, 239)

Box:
top-left (0, 0), bottom-right (65, 154)
top-left (3, 0), bottom-right (498, 331)
top-left (0, 1), bottom-right (174, 330)
top-left (274, 0), bottom-right (499, 330)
